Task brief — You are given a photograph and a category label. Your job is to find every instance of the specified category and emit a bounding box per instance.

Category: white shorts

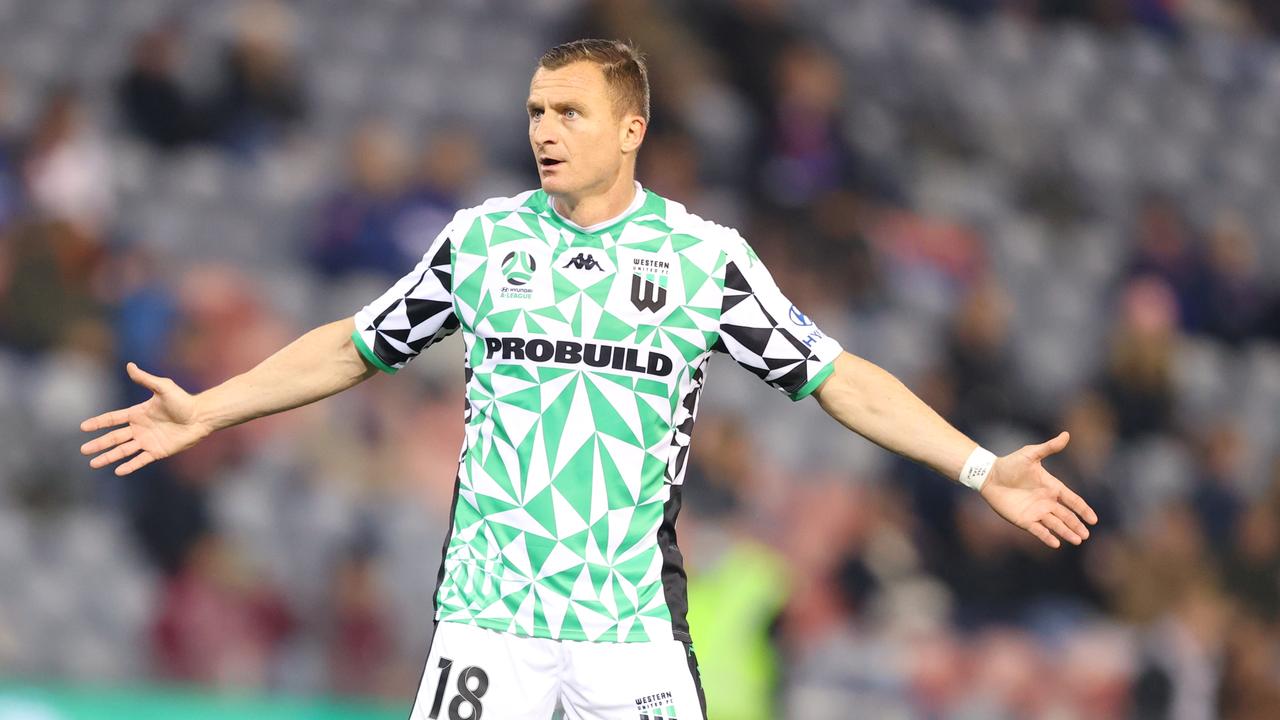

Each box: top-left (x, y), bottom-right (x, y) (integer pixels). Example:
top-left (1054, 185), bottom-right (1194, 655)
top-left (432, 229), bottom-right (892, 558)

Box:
top-left (408, 621), bottom-right (707, 720)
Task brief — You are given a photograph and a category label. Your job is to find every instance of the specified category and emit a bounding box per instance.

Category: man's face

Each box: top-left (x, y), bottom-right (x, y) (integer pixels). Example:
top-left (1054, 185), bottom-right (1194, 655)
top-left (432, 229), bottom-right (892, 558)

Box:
top-left (527, 61), bottom-right (636, 198)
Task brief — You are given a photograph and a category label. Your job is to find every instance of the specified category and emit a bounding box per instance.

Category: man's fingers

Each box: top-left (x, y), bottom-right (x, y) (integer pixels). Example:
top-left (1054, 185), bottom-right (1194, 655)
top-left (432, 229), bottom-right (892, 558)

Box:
top-left (81, 427), bottom-right (133, 455)
top-left (1027, 521), bottom-right (1061, 549)
top-left (126, 362), bottom-right (169, 395)
top-left (80, 409), bottom-right (132, 432)
top-left (116, 451), bottom-right (156, 476)
top-left (90, 440), bottom-right (142, 469)
top-left (1041, 513), bottom-right (1082, 545)
top-left (1050, 503), bottom-right (1090, 541)
top-left (1028, 431), bottom-right (1070, 461)
top-left (1059, 485), bottom-right (1098, 525)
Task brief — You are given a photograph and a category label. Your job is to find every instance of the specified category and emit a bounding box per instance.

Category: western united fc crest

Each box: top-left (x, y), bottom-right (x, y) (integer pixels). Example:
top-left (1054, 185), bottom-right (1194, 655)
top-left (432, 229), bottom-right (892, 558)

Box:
top-left (635, 690), bottom-right (678, 719)
top-left (629, 255), bottom-right (670, 312)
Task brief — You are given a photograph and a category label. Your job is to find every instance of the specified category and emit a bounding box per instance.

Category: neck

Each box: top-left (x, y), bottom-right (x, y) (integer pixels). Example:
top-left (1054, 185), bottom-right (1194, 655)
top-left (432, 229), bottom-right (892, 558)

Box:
top-left (550, 171), bottom-right (637, 227)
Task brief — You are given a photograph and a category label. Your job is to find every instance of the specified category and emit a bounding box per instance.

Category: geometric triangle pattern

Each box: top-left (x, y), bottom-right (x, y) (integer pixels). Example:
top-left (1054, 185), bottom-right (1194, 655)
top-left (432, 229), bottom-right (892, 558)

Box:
top-left (715, 256), bottom-right (841, 400)
top-left (352, 186), bottom-right (842, 644)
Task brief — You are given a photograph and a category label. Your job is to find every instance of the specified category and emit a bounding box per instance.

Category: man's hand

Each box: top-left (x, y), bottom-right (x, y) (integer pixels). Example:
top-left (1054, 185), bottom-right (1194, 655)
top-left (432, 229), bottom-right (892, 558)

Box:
top-left (980, 432), bottom-right (1098, 549)
top-left (80, 319), bottom-right (376, 475)
top-left (79, 362), bottom-right (212, 476)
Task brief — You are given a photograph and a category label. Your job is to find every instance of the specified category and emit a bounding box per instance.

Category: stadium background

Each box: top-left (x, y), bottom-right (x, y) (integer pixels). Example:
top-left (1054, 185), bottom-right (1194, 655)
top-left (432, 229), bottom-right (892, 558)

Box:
top-left (1, 0), bottom-right (1280, 717)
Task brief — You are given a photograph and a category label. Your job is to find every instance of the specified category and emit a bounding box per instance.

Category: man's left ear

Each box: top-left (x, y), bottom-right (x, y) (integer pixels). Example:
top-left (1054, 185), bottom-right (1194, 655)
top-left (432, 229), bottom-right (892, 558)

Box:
top-left (620, 115), bottom-right (646, 154)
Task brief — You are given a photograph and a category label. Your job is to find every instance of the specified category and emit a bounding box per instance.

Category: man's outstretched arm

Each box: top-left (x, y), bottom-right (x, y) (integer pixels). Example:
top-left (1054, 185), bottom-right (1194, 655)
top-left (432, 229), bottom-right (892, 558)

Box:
top-left (812, 351), bottom-right (1098, 548)
top-left (80, 316), bottom-right (377, 476)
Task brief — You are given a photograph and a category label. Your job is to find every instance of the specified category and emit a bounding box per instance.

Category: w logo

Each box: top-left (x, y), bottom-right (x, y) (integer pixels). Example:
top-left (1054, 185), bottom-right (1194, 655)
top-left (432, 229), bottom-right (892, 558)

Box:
top-left (561, 253), bottom-right (602, 271)
top-left (630, 273), bottom-right (668, 312)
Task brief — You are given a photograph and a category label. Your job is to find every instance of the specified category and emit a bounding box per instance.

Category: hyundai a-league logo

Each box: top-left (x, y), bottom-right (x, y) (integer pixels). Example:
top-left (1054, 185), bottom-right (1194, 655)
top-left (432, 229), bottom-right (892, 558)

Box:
top-left (789, 304), bottom-right (813, 327)
top-left (502, 251), bottom-right (537, 286)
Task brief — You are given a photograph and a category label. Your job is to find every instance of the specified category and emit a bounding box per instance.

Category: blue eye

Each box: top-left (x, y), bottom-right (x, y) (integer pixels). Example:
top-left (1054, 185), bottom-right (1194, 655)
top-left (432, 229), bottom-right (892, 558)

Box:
top-left (565, 109), bottom-right (579, 119)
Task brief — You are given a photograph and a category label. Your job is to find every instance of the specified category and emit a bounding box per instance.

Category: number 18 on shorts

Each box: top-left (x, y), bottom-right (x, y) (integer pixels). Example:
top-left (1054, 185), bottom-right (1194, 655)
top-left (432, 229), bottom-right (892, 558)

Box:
top-left (410, 622), bottom-right (707, 720)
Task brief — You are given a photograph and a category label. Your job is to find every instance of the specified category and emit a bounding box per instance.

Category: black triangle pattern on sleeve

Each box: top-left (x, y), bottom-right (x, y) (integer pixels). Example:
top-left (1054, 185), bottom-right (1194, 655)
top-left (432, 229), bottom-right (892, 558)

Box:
top-left (366, 238), bottom-right (459, 368)
top-left (716, 259), bottom-right (826, 396)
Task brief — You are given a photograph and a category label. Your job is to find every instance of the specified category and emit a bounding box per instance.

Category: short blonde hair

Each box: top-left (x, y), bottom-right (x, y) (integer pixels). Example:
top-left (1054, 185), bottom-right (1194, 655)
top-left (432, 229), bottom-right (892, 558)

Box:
top-left (538, 39), bottom-right (650, 122)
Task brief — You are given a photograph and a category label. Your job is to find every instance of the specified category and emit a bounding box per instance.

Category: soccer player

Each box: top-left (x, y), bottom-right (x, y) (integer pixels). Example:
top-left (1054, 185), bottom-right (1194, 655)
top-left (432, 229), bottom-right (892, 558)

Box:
top-left (81, 39), bottom-right (1097, 720)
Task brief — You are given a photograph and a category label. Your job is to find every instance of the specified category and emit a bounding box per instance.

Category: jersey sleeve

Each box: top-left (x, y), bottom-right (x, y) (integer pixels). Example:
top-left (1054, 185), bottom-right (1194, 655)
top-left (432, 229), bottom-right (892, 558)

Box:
top-left (715, 238), bottom-right (843, 400)
top-left (351, 219), bottom-right (459, 374)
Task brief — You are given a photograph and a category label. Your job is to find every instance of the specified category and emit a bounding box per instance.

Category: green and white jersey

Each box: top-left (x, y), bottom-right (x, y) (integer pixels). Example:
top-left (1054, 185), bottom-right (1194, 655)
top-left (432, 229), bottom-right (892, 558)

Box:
top-left (352, 184), bottom-right (842, 644)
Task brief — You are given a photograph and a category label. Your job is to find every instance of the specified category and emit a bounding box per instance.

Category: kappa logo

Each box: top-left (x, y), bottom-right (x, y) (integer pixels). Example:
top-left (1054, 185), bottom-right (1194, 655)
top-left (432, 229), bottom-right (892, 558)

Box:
top-left (635, 690), bottom-right (677, 719)
top-left (501, 251), bottom-right (537, 286)
top-left (630, 256), bottom-right (671, 313)
top-left (561, 252), bottom-right (603, 271)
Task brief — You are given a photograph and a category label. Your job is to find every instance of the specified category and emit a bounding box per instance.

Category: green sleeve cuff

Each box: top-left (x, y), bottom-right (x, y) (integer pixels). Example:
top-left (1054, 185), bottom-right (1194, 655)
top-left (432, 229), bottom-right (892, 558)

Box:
top-left (351, 330), bottom-right (398, 375)
top-left (789, 357), bottom-right (836, 401)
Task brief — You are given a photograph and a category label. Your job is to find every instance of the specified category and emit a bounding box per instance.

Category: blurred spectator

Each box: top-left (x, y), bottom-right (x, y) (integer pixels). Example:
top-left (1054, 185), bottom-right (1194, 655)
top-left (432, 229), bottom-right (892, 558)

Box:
top-left (1099, 275), bottom-right (1179, 440)
top-left (1131, 578), bottom-right (1233, 720)
top-left (684, 416), bottom-right (791, 720)
top-left (944, 276), bottom-right (1025, 432)
top-left (776, 481), bottom-right (870, 649)
top-left (1193, 422), bottom-right (1249, 553)
top-left (930, 0), bottom-right (1000, 21)
top-left (10, 315), bottom-right (114, 511)
top-left (869, 206), bottom-right (985, 310)
top-left (682, 415), bottom-right (758, 520)
top-left (1222, 504), bottom-right (1280, 623)
top-left (123, 461), bottom-right (212, 576)
top-left (639, 130), bottom-right (709, 213)
top-left (966, 628), bottom-right (1052, 717)
top-left (102, 244), bottom-right (181, 404)
top-left (1127, 194), bottom-right (1206, 333)
top-left (209, 0), bottom-right (306, 156)
top-left (931, 494), bottom-right (1036, 627)
top-left (806, 191), bottom-right (883, 312)
top-left (172, 264), bottom-right (293, 389)
top-left (1263, 293), bottom-right (1280, 345)
top-left (1244, 0), bottom-right (1280, 35)
top-left (326, 544), bottom-right (394, 697)
top-left (1113, 502), bottom-right (1213, 623)
top-left (392, 127), bottom-right (481, 262)
top-left (117, 24), bottom-right (202, 152)
top-left (0, 219), bottom-right (102, 353)
top-left (755, 43), bottom-right (861, 208)
top-left (23, 88), bottom-right (114, 245)
top-left (152, 532), bottom-right (294, 689)
top-left (1199, 211), bottom-right (1267, 346)
top-left (690, 0), bottom-right (797, 116)
top-left (1218, 615), bottom-right (1280, 719)
top-left (954, 0), bottom-right (1184, 34)
top-left (685, 508), bottom-right (789, 720)
top-left (1056, 391), bottom-right (1122, 534)
top-left (308, 120), bottom-right (412, 279)
top-left (0, 70), bottom-right (22, 231)
top-left (1055, 623), bottom-right (1135, 718)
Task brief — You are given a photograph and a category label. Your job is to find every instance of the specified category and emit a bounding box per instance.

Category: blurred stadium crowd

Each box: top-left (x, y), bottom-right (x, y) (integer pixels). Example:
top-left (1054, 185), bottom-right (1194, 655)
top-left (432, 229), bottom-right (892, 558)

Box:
top-left (2, 0), bottom-right (1280, 717)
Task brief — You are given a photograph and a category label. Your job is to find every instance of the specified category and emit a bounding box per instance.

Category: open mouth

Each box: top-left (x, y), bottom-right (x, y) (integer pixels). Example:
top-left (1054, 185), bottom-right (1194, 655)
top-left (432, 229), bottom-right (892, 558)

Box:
top-left (539, 158), bottom-right (563, 168)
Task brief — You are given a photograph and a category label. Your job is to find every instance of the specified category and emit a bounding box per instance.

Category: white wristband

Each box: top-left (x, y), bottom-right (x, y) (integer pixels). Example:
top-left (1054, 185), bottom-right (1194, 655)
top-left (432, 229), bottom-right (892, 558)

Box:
top-left (959, 447), bottom-right (997, 491)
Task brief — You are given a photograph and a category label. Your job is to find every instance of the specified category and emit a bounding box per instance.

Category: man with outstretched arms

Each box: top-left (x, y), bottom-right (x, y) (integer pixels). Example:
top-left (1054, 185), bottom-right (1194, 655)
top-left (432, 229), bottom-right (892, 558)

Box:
top-left (81, 39), bottom-right (1098, 720)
